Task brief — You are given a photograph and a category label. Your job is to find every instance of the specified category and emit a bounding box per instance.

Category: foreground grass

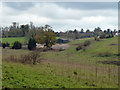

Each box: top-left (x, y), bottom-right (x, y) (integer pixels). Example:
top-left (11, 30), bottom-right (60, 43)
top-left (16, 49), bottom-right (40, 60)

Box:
top-left (2, 61), bottom-right (118, 88)
top-left (2, 62), bottom-right (94, 88)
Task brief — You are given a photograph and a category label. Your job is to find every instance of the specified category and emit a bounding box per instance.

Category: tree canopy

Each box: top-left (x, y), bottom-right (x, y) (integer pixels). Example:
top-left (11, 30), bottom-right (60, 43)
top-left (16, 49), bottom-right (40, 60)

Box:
top-left (34, 30), bottom-right (56, 49)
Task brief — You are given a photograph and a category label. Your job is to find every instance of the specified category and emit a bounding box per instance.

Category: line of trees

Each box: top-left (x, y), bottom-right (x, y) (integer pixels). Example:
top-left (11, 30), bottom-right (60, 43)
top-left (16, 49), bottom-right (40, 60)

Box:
top-left (2, 24), bottom-right (29, 37)
top-left (59, 27), bottom-right (119, 40)
top-left (2, 24), bottom-right (57, 50)
top-left (26, 25), bottom-right (57, 50)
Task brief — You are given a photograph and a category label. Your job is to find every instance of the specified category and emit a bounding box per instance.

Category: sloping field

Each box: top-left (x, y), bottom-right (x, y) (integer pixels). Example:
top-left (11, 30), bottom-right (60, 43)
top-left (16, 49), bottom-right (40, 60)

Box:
top-left (2, 37), bottom-right (118, 88)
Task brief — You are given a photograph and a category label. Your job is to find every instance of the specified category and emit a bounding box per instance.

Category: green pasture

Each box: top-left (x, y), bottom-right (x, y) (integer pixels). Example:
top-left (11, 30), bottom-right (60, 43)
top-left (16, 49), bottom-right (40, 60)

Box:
top-left (2, 36), bottom-right (118, 88)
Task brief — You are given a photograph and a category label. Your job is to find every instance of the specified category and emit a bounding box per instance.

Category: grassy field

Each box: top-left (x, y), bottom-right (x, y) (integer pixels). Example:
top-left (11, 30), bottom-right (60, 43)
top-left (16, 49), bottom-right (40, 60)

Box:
top-left (56, 37), bottom-right (60, 39)
top-left (2, 37), bottom-right (118, 88)
top-left (1, 37), bottom-right (26, 46)
top-left (1, 37), bottom-right (60, 46)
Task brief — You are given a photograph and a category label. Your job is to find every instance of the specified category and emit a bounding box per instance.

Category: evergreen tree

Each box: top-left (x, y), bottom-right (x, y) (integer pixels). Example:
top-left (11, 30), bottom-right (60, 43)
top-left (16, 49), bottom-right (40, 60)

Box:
top-left (2, 43), bottom-right (6, 48)
top-left (12, 41), bottom-right (22, 49)
top-left (28, 38), bottom-right (36, 50)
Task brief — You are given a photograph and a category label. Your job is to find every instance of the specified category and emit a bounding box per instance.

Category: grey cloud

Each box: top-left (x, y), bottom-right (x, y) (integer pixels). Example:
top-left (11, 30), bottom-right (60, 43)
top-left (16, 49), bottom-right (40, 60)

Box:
top-left (3, 2), bottom-right (35, 10)
top-left (54, 2), bottom-right (118, 10)
top-left (4, 2), bottom-right (118, 11)
top-left (1, 2), bottom-right (117, 31)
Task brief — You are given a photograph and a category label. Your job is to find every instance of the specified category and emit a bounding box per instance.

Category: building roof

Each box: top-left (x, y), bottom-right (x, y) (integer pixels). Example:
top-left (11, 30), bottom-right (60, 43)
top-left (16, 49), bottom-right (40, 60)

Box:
top-left (58, 38), bottom-right (69, 40)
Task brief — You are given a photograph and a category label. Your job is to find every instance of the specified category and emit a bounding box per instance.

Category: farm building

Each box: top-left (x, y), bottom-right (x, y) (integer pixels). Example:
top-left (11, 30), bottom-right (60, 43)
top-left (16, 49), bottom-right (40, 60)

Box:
top-left (57, 38), bottom-right (69, 44)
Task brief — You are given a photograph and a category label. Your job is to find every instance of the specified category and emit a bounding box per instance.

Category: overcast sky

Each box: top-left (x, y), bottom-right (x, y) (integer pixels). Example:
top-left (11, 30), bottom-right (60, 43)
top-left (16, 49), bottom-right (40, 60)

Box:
top-left (1, 2), bottom-right (118, 32)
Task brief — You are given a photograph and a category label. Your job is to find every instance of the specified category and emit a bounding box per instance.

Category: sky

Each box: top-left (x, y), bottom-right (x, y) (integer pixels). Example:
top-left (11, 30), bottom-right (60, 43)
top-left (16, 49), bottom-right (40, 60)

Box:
top-left (0, 2), bottom-right (118, 32)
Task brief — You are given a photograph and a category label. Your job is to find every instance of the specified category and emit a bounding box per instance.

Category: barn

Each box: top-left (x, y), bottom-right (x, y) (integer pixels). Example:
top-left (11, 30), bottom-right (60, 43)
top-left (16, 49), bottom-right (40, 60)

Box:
top-left (57, 38), bottom-right (69, 44)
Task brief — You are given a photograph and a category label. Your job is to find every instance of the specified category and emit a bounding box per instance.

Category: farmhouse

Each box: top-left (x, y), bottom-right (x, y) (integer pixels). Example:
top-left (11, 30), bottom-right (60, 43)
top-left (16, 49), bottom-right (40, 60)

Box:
top-left (57, 38), bottom-right (69, 44)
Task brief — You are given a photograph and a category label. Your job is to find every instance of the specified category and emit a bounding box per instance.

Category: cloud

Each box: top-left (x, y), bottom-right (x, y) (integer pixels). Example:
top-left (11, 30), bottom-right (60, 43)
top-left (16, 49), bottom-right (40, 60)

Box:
top-left (1, 2), bottom-right (118, 32)
top-left (54, 2), bottom-right (118, 10)
top-left (3, 2), bottom-right (35, 11)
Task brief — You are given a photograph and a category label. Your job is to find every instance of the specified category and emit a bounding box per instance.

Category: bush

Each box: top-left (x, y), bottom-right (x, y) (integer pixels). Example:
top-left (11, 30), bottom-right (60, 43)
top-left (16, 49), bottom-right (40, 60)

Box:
top-left (98, 52), bottom-right (112, 57)
top-left (6, 51), bottom-right (41, 65)
top-left (83, 40), bottom-right (91, 46)
top-left (6, 42), bottom-right (10, 47)
top-left (31, 51), bottom-right (40, 64)
top-left (12, 41), bottom-right (22, 49)
top-left (28, 38), bottom-right (36, 50)
top-left (73, 71), bottom-right (77, 75)
top-left (106, 34), bottom-right (114, 38)
top-left (100, 33), bottom-right (106, 39)
top-left (2, 43), bottom-right (6, 48)
top-left (76, 44), bottom-right (83, 51)
top-left (21, 51), bottom-right (40, 64)
top-left (76, 40), bottom-right (91, 51)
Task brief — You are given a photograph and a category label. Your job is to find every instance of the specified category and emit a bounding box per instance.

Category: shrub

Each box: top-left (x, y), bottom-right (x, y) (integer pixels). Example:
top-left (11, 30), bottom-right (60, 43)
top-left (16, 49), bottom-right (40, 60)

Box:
top-left (21, 51), bottom-right (40, 64)
top-left (12, 41), bottom-right (22, 49)
top-left (100, 33), bottom-right (106, 39)
top-left (28, 38), bottom-right (36, 50)
top-left (83, 40), bottom-right (91, 46)
top-left (30, 51), bottom-right (40, 64)
top-left (106, 34), bottom-right (113, 38)
top-left (2, 43), bottom-right (6, 48)
top-left (98, 52), bottom-right (112, 57)
top-left (6, 51), bottom-right (41, 65)
top-left (73, 71), bottom-right (77, 75)
top-left (6, 42), bottom-right (10, 47)
top-left (117, 53), bottom-right (120, 56)
top-left (76, 44), bottom-right (83, 51)
top-left (76, 40), bottom-right (91, 51)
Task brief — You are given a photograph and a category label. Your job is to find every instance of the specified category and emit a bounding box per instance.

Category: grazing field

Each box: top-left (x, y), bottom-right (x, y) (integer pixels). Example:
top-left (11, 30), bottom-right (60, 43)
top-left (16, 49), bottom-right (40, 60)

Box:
top-left (2, 37), bottom-right (118, 88)
top-left (1, 37), bottom-right (60, 46)
top-left (1, 37), bottom-right (26, 46)
top-left (56, 37), bottom-right (60, 39)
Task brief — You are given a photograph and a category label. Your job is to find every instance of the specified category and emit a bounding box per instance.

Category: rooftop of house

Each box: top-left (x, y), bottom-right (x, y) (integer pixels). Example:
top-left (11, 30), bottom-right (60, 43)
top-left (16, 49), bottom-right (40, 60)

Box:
top-left (58, 38), bottom-right (69, 41)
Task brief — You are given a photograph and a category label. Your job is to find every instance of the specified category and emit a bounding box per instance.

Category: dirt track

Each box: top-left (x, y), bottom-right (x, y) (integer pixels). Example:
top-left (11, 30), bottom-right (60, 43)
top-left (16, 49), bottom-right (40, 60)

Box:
top-left (52, 44), bottom-right (70, 50)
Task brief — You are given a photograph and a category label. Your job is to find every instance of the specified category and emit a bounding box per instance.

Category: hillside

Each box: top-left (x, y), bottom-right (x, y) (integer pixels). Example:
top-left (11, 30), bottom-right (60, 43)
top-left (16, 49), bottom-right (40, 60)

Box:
top-left (2, 37), bottom-right (118, 88)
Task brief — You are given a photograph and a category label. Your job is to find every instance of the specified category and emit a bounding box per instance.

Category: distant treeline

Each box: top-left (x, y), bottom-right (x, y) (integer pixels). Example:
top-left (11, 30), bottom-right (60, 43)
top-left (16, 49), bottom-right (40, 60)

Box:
top-left (2, 25), bottom-right (119, 40)
top-left (2, 24), bottom-right (55, 38)
top-left (58, 27), bottom-right (119, 40)
top-left (2, 24), bottom-right (57, 49)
